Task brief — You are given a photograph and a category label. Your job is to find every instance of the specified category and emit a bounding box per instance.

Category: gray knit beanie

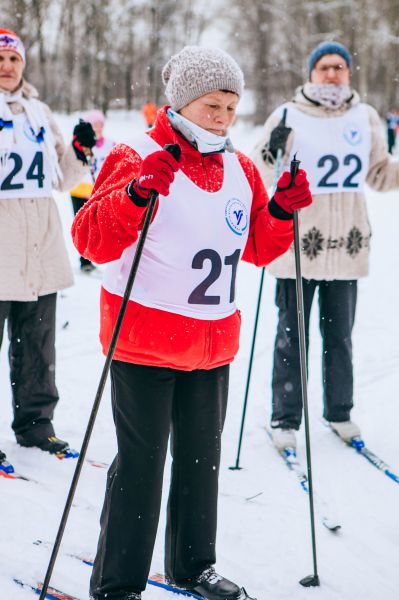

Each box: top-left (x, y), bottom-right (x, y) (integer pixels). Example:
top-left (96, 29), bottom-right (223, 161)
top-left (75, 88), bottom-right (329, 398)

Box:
top-left (162, 46), bottom-right (244, 111)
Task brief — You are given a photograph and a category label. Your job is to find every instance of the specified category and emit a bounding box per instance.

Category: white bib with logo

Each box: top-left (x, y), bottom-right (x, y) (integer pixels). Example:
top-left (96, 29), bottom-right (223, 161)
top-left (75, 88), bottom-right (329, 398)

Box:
top-left (0, 112), bottom-right (53, 199)
top-left (103, 135), bottom-right (253, 320)
top-left (274, 103), bottom-right (371, 194)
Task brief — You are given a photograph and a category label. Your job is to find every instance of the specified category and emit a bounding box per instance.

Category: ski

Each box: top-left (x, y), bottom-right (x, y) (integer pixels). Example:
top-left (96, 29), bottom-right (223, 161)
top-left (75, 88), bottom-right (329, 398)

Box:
top-left (85, 458), bottom-right (108, 469)
top-left (323, 420), bottom-right (399, 485)
top-left (148, 574), bottom-right (204, 599)
top-left (33, 542), bottom-right (203, 599)
top-left (345, 436), bottom-right (399, 484)
top-left (14, 578), bottom-right (80, 599)
top-left (0, 456), bottom-right (107, 483)
top-left (0, 457), bottom-right (32, 481)
top-left (278, 446), bottom-right (341, 531)
top-left (266, 430), bottom-right (341, 531)
top-left (0, 467), bottom-right (31, 481)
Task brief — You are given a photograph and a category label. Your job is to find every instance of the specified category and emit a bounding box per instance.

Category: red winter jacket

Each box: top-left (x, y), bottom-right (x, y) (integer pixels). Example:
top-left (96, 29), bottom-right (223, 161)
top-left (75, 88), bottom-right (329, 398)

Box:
top-left (72, 107), bottom-right (294, 370)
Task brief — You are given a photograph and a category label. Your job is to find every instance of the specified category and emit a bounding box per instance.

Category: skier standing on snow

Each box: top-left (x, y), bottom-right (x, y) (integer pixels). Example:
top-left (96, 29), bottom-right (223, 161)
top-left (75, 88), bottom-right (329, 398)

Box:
top-left (72, 46), bottom-right (312, 600)
top-left (70, 109), bottom-right (115, 272)
top-left (0, 29), bottom-right (95, 467)
top-left (251, 41), bottom-right (399, 452)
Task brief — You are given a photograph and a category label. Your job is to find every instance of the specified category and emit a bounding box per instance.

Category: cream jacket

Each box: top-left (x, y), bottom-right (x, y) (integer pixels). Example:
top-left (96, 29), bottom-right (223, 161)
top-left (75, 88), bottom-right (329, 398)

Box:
top-left (251, 88), bottom-right (399, 280)
top-left (0, 81), bottom-right (88, 301)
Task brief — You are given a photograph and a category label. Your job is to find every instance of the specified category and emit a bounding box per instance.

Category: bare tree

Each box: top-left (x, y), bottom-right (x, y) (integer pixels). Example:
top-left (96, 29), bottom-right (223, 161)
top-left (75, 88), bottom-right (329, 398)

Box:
top-left (1, 0), bottom-right (398, 120)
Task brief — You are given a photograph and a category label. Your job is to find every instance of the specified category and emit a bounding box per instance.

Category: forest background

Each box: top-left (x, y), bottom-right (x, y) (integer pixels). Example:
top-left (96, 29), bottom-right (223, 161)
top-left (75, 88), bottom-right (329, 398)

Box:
top-left (2, 0), bottom-right (399, 124)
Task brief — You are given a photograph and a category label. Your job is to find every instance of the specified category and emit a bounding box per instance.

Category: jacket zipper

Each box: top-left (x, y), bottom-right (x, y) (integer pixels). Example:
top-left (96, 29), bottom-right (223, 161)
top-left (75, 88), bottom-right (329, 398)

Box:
top-left (202, 320), bottom-right (212, 368)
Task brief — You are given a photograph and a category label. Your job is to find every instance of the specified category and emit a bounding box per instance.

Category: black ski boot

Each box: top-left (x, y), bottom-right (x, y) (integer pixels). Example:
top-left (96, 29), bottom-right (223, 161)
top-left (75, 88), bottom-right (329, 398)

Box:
top-left (16, 433), bottom-right (78, 458)
top-left (175, 567), bottom-right (256, 600)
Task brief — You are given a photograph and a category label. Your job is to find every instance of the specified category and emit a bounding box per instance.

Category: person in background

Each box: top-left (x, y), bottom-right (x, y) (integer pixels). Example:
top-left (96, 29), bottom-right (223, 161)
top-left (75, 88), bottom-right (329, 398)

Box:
top-left (252, 41), bottom-right (399, 452)
top-left (70, 109), bottom-right (115, 272)
top-left (142, 100), bottom-right (157, 128)
top-left (72, 45), bottom-right (312, 600)
top-left (0, 28), bottom-right (95, 471)
top-left (386, 108), bottom-right (399, 154)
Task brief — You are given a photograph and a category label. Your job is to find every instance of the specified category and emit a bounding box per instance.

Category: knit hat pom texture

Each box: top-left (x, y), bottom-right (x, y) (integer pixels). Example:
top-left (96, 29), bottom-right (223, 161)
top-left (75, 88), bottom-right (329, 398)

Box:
top-left (162, 46), bottom-right (244, 111)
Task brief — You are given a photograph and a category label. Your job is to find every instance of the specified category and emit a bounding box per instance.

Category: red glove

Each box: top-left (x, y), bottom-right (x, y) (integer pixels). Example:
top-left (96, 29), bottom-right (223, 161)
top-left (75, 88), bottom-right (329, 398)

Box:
top-left (133, 150), bottom-right (181, 199)
top-left (273, 169), bottom-right (312, 213)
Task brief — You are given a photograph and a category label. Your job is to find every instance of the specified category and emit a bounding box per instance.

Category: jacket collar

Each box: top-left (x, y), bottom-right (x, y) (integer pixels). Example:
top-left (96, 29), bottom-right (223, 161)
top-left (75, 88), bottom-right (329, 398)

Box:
top-left (149, 106), bottom-right (224, 165)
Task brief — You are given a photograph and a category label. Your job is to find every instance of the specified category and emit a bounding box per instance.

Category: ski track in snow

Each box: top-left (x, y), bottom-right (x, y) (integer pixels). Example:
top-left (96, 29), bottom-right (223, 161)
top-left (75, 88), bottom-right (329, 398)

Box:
top-left (0, 110), bottom-right (398, 599)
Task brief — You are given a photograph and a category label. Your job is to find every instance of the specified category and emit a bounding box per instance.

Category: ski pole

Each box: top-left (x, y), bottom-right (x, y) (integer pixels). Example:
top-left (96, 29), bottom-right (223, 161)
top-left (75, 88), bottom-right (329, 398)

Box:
top-left (230, 148), bottom-right (282, 470)
top-left (277, 154), bottom-right (319, 587)
top-left (38, 143), bottom-right (181, 600)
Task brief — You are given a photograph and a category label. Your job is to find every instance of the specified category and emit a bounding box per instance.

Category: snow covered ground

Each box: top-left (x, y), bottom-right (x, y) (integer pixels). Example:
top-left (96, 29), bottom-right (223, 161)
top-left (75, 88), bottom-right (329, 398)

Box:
top-left (0, 109), bottom-right (398, 599)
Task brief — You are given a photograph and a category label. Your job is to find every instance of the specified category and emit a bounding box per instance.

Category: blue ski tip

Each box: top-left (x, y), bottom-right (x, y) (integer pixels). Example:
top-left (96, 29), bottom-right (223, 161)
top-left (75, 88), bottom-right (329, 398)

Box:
top-left (385, 469), bottom-right (399, 484)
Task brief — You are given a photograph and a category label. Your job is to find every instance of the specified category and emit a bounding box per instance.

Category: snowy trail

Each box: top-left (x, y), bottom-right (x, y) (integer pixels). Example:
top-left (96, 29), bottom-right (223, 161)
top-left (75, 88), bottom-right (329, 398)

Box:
top-left (0, 111), bottom-right (398, 599)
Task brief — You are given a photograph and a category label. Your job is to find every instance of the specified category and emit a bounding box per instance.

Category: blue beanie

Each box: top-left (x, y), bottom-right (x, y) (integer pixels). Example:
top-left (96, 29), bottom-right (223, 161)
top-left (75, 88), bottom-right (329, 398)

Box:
top-left (308, 41), bottom-right (352, 76)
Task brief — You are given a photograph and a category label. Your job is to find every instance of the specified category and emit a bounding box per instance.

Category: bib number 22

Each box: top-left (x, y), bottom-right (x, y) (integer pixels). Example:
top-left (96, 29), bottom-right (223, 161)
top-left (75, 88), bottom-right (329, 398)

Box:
top-left (317, 153), bottom-right (362, 188)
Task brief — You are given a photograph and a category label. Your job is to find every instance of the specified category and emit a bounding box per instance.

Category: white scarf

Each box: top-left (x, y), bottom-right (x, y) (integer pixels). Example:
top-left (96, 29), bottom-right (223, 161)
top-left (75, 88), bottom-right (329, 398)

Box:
top-left (303, 83), bottom-right (353, 110)
top-left (167, 108), bottom-right (234, 154)
top-left (0, 88), bottom-right (62, 185)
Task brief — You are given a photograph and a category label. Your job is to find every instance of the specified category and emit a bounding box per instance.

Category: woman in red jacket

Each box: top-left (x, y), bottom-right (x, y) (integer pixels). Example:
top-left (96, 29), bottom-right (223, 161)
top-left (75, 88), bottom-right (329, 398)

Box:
top-left (72, 46), bottom-right (312, 600)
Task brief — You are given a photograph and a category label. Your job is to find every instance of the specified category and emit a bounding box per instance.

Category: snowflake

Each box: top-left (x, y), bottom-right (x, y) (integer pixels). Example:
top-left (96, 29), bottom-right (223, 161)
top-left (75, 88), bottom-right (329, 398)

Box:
top-left (346, 226), bottom-right (363, 257)
top-left (301, 227), bottom-right (324, 260)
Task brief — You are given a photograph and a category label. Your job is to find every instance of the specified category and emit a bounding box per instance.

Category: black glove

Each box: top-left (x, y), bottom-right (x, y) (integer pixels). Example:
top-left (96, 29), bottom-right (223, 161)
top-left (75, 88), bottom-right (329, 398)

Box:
top-left (261, 108), bottom-right (292, 162)
top-left (72, 120), bottom-right (96, 163)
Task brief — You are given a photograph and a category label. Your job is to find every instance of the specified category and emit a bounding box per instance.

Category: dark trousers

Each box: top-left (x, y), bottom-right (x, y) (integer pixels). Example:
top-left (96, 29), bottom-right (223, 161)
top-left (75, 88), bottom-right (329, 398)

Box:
top-left (90, 361), bottom-right (229, 600)
top-left (71, 196), bottom-right (92, 267)
top-left (0, 293), bottom-right (58, 438)
top-left (271, 279), bottom-right (357, 430)
top-left (387, 128), bottom-right (396, 154)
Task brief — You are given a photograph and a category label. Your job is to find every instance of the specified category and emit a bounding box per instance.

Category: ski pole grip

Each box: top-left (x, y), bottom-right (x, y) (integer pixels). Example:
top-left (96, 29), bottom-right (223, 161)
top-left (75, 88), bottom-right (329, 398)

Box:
top-left (276, 152), bottom-right (301, 191)
top-left (164, 143), bottom-right (181, 161)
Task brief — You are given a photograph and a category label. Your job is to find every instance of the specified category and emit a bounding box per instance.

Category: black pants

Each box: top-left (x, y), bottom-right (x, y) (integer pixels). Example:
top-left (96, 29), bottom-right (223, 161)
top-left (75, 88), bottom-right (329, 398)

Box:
top-left (90, 361), bottom-right (229, 600)
top-left (271, 279), bottom-right (357, 430)
top-left (0, 293), bottom-right (58, 439)
top-left (387, 128), bottom-right (396, 154)
top-left (71, 196), bottom-right (92, 267)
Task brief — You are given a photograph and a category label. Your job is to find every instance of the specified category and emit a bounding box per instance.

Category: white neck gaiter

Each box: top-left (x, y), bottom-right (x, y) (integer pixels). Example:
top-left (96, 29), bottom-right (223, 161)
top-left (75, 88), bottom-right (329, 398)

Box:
top-left (303, 83), bottom-right (353, 110)
top-left (167, 108), bottom-right (234, 155)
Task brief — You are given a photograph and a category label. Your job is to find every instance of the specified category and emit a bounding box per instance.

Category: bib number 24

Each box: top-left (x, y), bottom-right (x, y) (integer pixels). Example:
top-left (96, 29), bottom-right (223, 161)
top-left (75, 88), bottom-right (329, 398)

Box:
top-left (1, 151), bottom-right (45, 190)
top-left (188, 249), bottom-right (240, 305)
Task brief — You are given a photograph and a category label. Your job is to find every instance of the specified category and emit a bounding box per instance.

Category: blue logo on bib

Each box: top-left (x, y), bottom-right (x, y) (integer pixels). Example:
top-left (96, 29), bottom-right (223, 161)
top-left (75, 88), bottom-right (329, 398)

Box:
top-left (225, 198), bottom-right (248, 236)
top-left (343, 123), bottom-right (362, 145)
top-left (23, 118), bottom-right (44, 143)
top-left (23, 118), bottom-right (37, 142)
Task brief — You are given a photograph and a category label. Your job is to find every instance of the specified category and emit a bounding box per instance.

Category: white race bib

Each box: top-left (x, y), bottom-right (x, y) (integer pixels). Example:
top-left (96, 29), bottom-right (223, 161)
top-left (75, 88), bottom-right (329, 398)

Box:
top-left (0, 113), bottom-right (53, 198)
top-left (103, 135), bottom-right (253, 320)
top-left (274, 103), bottom-right (371, 194)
